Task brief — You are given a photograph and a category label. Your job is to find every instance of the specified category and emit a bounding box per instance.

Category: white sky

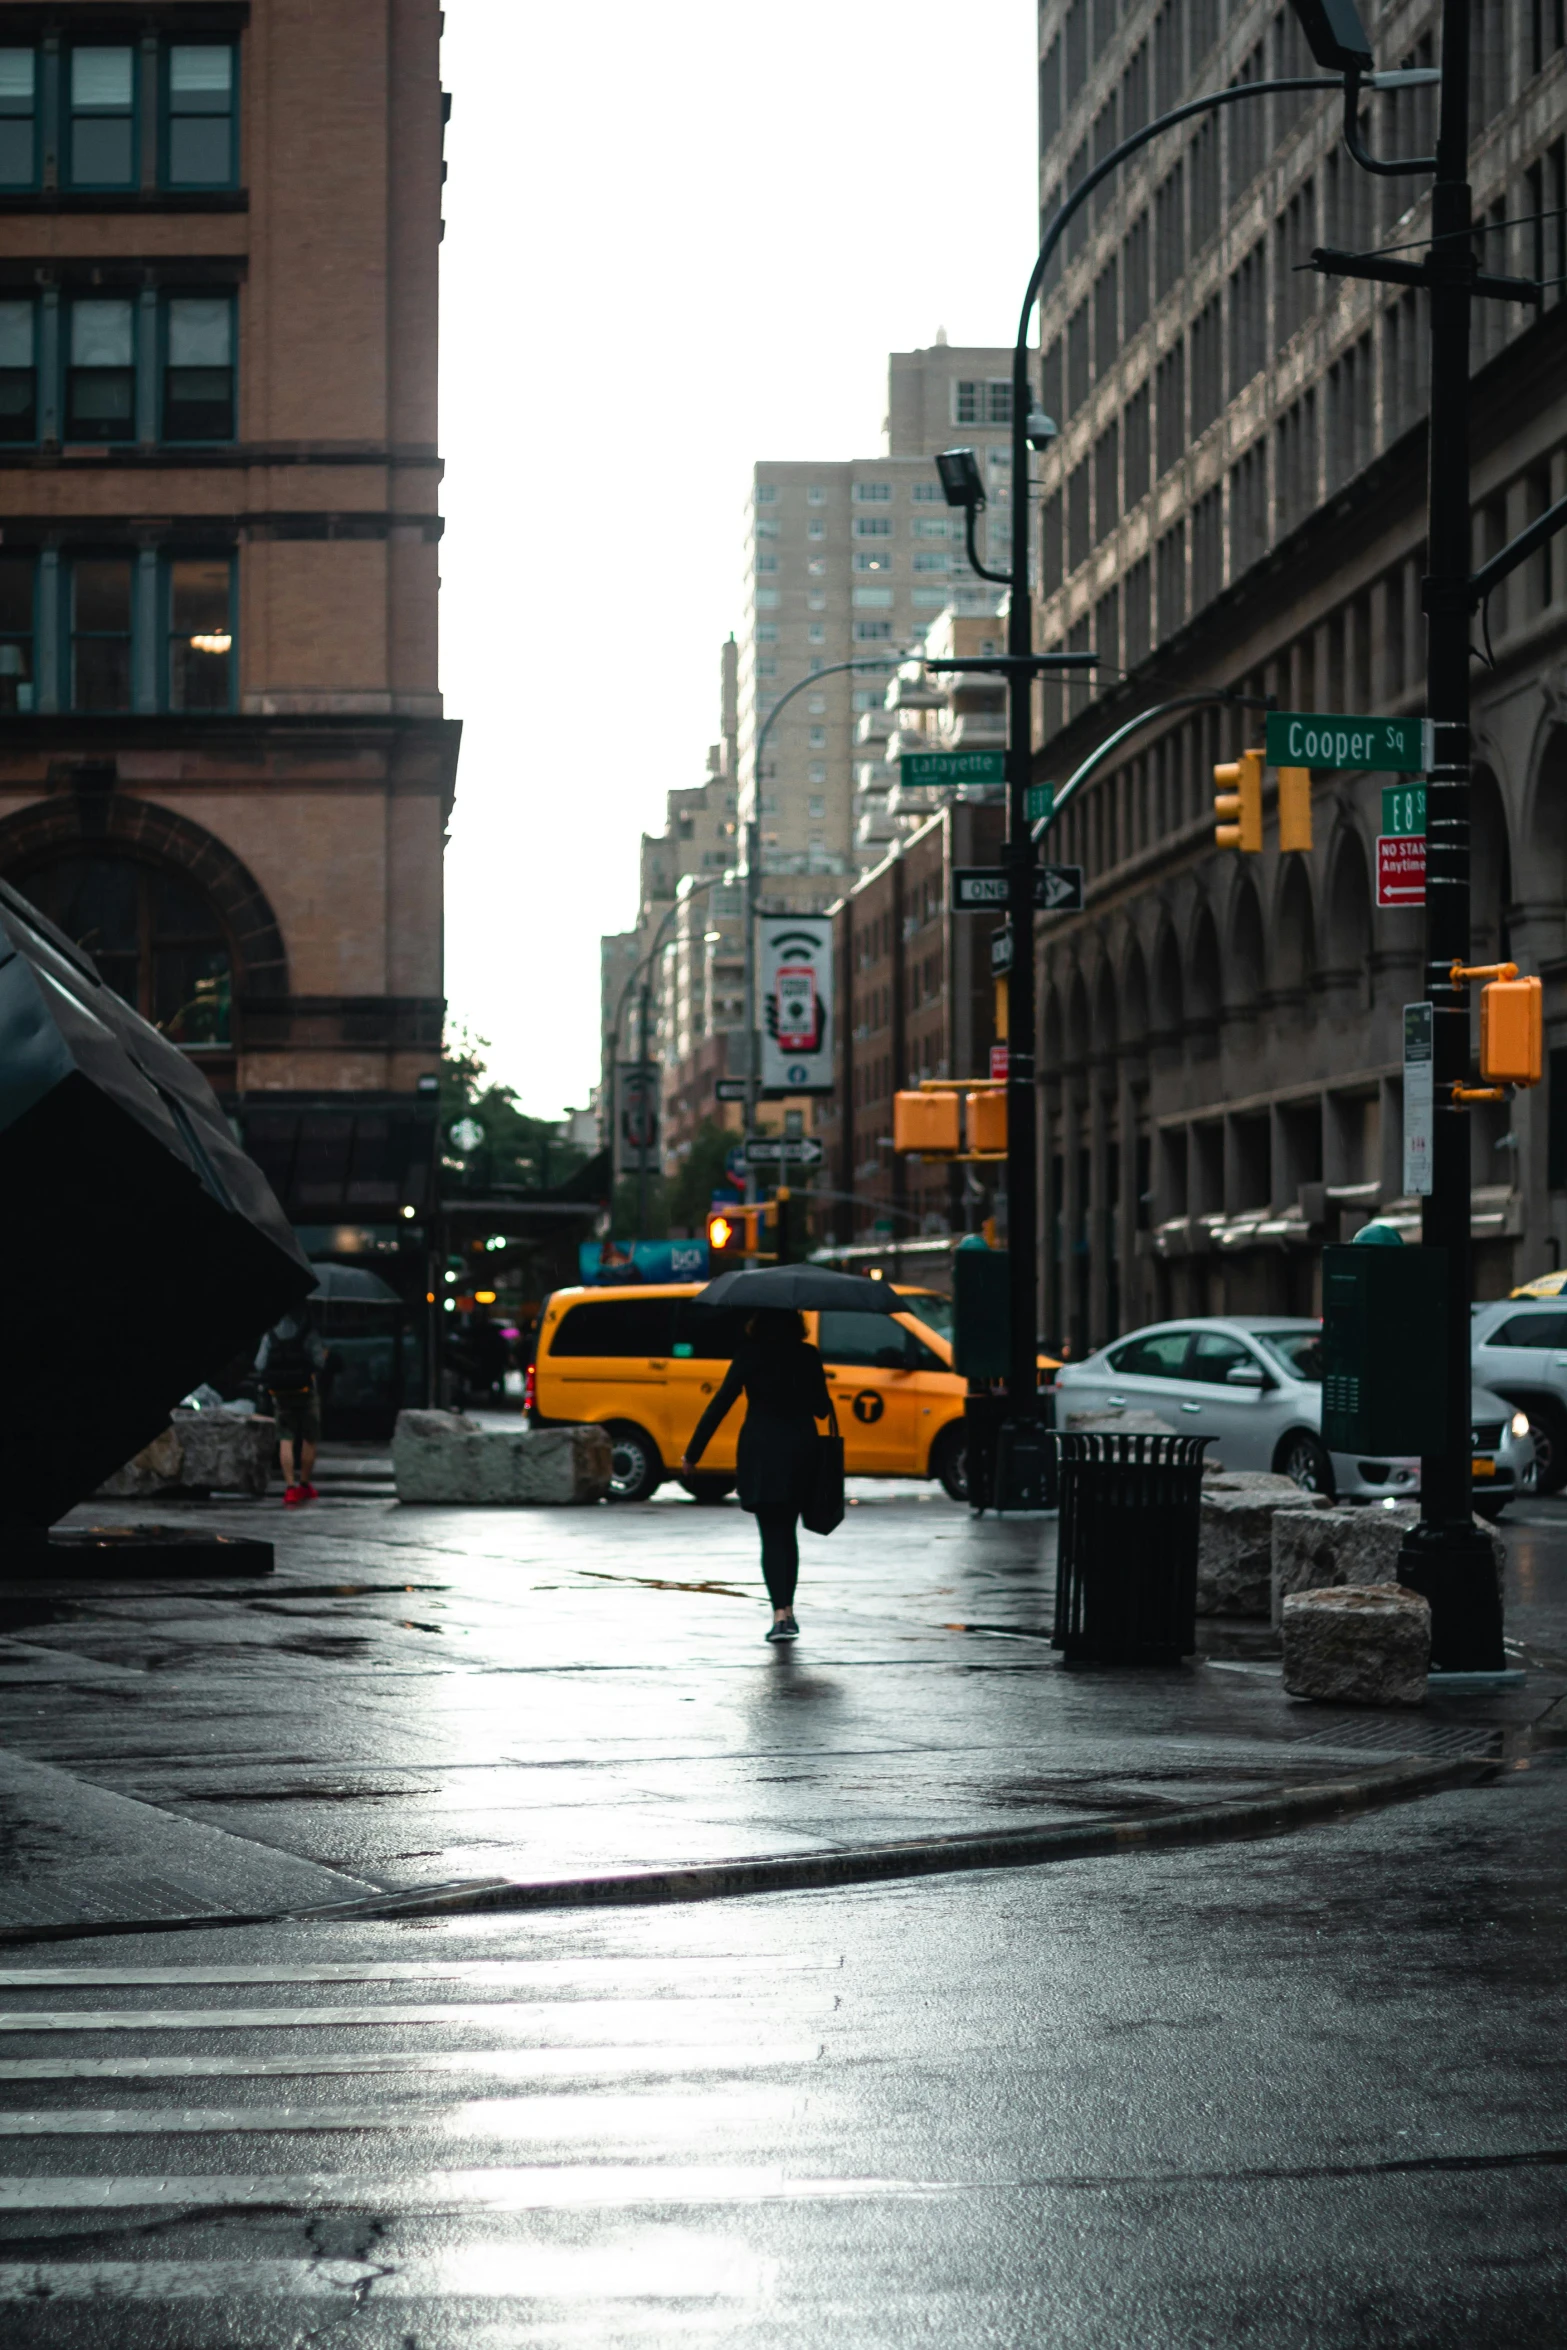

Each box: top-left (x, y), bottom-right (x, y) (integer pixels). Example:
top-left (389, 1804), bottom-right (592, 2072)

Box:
top-left (437, 0), bottom-right (1037, 1121)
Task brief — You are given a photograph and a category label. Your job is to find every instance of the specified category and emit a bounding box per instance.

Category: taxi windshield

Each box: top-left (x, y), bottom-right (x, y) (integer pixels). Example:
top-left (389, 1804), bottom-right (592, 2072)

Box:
top-left (1253, 1328), bottom-right (1323, 1382)
top-left (898, 1290), bottom-right (953, 1343)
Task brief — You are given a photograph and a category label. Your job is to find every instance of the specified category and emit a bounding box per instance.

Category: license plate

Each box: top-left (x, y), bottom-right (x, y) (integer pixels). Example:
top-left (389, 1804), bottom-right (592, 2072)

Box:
top-left (1471, 1456), bottom-right (1496, 1477)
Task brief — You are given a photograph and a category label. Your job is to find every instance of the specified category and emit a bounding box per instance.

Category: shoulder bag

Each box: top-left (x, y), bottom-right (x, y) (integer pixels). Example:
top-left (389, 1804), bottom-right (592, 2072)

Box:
top-left (802, 1394), bottom-right (845, 1537)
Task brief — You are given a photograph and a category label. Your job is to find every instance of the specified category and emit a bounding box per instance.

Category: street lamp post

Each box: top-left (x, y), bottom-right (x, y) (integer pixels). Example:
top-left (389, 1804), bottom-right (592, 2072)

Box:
top-left (608, 873), bottom-right (734, 1243)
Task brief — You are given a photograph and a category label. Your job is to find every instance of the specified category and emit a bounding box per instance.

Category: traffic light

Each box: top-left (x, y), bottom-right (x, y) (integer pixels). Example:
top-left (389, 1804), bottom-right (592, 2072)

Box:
top-left (706, 1206), bottom-right (749, 1257)
top-left (1277, 764), bottom-right (1313, 853)
top-left (1479, 974), bottom-right (1543, 1086)
top-left (1214, 749), bottom-right (1263, 851)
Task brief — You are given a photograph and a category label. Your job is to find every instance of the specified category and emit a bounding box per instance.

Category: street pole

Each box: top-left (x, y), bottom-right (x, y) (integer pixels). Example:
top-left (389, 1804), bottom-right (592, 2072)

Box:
top-left (636, 967), bottom-right (653, 1242)
top-left (1395, 0), bottom-right (1504, 1667)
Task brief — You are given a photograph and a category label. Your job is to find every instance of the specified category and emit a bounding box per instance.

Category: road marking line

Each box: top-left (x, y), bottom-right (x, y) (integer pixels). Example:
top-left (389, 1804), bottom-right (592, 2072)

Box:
top-left (0, 2042), bottom-right (822, 2082)
top-left (0, 1997), bottom-right (835, 2034)
top-left (0, 2090), bottom-right (801, 2137)
top-left (0, 1957), bottom-right (838, 1990)
top-left (0, 2238), bottom-right (774, 2299)
top-left (0, 2166), bottom-right (931, 2211)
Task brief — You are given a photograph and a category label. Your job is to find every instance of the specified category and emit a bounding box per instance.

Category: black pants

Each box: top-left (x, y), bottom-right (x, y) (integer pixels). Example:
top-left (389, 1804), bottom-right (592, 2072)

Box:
top-left (757, 1514), bottom-right (799, 1610)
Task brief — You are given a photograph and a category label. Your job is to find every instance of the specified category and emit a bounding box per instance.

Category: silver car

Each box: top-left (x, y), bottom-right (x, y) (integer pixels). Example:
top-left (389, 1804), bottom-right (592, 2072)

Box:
top-left (1054, 1315), bottom-right (1536, 1516)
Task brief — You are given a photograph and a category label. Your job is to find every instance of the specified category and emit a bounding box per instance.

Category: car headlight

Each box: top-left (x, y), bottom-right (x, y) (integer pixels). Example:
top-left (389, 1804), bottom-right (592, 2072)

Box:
top-left (1511, 1410), bottom-right (1531, 1440)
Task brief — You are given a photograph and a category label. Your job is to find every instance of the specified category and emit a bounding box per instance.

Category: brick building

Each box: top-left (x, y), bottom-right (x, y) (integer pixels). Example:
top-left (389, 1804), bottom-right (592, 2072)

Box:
top-left (0, 0), bottom-right (456, 1336)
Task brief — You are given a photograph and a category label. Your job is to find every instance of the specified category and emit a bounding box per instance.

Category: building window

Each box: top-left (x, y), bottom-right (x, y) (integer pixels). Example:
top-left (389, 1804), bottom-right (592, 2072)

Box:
top-left (71, 557), bottom-right (134, 711)
top-left (25, 857), bottom-right (232, 1045)
top-left (755, 622), bottom-right (778, 641)
top-left (807, 623), bottom-right (826, 643)
top-left (165, 44), bottom-right (236, 185)
top-left (754, 551), bottom-right (778, 572)
top-left (0, 48), bottom-right (35, 186)
top-left (808, 726), bottom-right (826, 747)
top-left (0, 299), bottom-right (35, 441)
top-left (808, 769), bottom-right (827, 789)
top-left (67, 298), bottom-right (135, 442)
top-left (911, 482), bottom-right (944, 502)
top-left (912, 551), bottom-right (949, 572)
top-left (854, 621), bottom-right (892, 640)
top-left (163, 296), bottom-right (234, 441)
top-left (854, 551), bottom-right (890, 572)
top-left (69, 46), bottom-right (136, 188)
top-left (807, 520), bottom-right (824, 540)
top-left (807, 486), bottom-right (826, 504)
top-left (854, 482), bottom-right (891, 501)
top-left (853, 587), bottom-right (893, 608)
top-left (955, 380), bottom-right (1013, 424)
top-left (0, 553), bottom-right (33, 711)
top-left (853, 516), bottom-right (892, 538)
top-left (755, 482), bottom-right (778, 503)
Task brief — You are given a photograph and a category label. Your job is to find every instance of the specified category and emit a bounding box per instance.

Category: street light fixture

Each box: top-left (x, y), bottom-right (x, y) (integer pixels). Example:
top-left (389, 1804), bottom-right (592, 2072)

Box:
top-left (935, 448), bottom-right (985, 510)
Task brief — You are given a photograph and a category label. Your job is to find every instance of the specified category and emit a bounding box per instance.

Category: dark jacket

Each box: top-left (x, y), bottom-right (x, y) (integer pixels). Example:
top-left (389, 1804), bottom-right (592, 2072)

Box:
top-left (686, 1337), bottom-right (831, 1518)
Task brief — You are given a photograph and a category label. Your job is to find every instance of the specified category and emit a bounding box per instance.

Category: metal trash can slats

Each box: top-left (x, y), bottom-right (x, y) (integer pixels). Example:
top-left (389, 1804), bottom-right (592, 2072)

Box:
top-left (1052, 1430), bottom-right (1209, 1664)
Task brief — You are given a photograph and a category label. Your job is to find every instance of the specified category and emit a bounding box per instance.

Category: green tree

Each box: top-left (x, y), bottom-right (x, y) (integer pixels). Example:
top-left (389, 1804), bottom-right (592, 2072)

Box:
top-left (440, 1027), bottom-right (590, 1194)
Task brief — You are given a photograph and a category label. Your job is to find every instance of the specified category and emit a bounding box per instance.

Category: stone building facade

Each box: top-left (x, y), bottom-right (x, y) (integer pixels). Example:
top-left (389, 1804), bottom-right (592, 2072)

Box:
top-left (1028, 0), bottom-right (1567, 1353)
top-left (0, 0), bottom-right (456, 1253)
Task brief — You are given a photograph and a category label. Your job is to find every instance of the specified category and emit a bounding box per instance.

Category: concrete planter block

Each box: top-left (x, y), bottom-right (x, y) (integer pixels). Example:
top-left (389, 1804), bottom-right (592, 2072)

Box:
top-left (99, 1409), bottom-right (276, 1499)
top-left (392, 1411), bottom-right (612, 1505)
top-left (1282, 1583), bottom-right (1431, 1707)
top-left (1197, 1473), bottom-right (1332, 1618)
top-left (1271, 1504), bottom-right (1504, 1627)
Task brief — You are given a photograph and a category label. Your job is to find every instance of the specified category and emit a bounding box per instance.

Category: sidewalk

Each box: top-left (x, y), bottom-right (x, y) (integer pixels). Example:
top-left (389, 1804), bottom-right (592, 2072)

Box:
top-left (0, 1480), bottom-right (1561, 1934)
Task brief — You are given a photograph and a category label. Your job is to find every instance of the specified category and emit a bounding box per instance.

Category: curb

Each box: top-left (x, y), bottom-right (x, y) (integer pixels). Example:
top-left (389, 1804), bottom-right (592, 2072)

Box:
top-left (0, 1754), bottom-right (1491, 1948)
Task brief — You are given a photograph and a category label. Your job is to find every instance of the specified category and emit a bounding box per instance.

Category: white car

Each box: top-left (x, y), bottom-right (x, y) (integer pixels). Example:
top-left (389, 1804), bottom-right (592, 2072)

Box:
top-left (1471, 1298), bottom-right (1567, 1495)
top-left (1055, 1315), bottom-right (1536, 1517)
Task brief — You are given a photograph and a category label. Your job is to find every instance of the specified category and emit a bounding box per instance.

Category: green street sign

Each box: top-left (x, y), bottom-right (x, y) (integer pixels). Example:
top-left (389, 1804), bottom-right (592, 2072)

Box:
top-left (1265, 712), bottom-right (1432, 773)
top-left (899, 748), bottom-right (1005, 787)
top-left (1382, 783), bottom-right (1427, 837)
top-left (1026, 783), bottom-right (1053, 821)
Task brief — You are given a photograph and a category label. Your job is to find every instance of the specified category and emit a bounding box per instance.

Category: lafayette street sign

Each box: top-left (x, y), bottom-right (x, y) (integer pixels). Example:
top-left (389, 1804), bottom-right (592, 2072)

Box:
top-left (900, 748), bottom-right (1006, 786)
top-left (1265, 712), bottom-right (1432, 772)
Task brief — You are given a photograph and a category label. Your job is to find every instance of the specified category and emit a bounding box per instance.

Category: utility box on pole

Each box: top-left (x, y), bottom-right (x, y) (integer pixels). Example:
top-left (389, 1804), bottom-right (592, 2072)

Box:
top-left (1321, 1243), bottom-right (1450, 1457)
top-left (953, 1243), bottom-right (1010, 1380)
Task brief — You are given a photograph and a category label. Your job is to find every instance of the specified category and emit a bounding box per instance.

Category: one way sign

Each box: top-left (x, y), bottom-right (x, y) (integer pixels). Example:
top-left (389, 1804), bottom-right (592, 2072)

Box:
top-left (951, 865), bottom-right (1085, 914)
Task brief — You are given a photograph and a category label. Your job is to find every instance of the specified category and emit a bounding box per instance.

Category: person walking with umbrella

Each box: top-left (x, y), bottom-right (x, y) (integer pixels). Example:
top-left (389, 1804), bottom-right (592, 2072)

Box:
top-left (680, 1305), bottom-right (831, 1641)
top-left (678, 1264), bottom-right (895, 1641)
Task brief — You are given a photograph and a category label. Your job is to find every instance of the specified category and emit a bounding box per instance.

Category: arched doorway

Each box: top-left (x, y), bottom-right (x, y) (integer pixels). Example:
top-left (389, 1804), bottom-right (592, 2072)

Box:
top-left (22, 854), bottom-right (232, 1044)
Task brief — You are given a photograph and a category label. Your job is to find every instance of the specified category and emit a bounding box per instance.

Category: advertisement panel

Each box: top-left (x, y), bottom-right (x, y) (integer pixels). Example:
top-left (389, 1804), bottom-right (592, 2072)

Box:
top-left (759, 915), bottom-right (834, 1093)
top-left (613, 1061), bottom-right (660, 1179)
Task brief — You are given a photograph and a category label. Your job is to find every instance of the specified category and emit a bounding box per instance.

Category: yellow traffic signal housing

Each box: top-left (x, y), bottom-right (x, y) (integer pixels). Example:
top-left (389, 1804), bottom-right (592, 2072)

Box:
top-left (1480, 974), bottom-right (1543, 1086)
top-left (1214, 749), bottom-right (1263, 852)
top-left (706, 1207), bottom-right (744, 1256)
top-left (894, 1090), bottom-right (961, 1153)
top-left (1276, 764), bottom-right (1313, 852)
top-left (966, 1089), bottom-right (1007, 1153)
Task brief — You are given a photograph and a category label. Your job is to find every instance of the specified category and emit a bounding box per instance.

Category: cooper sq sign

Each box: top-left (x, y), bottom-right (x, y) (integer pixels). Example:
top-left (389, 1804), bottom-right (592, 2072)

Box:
top-left (1265, 712), bottom-right (1433, 773)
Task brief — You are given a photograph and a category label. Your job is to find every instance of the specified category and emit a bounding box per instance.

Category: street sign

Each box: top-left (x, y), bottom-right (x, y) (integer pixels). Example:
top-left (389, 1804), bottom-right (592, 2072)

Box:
top-left (1376, 834), bottom-right (1427, 906)
top-left (990, 925), bottom-right (1013, 976)
top-left (900, 748), bottom-right (1005, 787)
top-left (1403, 1002), bottom-right (1434, 1197)
top-left (742, 1135), bottom-right (824, 1169)
top-left (1266, 712), bottom-right (1432, 772)
top-left (715, 1077), bottom-right (748, 1102)
top-left (989, 1043), bottom-right (1009, 1081)
top-left (1026, 783), bottom-right (1054, 822)
top-left (1381, 783), bottom-right (1427, 836)
top-left (951, 865), bottom-right (1084, 912)
top-left (724, 1144), bottom-right (748, 1181)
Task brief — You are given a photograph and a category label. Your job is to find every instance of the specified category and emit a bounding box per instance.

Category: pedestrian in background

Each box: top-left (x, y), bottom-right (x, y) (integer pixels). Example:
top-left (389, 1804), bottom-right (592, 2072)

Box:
top-left (255, 1308), bottom-right (328, 1506)
top-left (680, 1307), bottom-right (832, 1642)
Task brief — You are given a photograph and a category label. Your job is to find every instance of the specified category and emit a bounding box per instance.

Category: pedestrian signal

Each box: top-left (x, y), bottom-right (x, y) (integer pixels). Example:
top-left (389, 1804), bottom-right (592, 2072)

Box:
top-left (706, 1208), bottom-right (745, 1256)
top-left (1214, 749), bottom-right (1263, 852)
top-left (1277, 764), bottom-right (1313, 853)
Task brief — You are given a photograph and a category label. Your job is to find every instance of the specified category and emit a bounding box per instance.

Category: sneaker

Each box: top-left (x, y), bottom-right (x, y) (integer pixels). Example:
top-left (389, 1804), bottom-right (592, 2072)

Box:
top-left (765, 1612), bottom-right (800, 1643)
top-left (283, 1485), bottom-right (304, 1507)
top-left (299, 1483), bottom-right (319, 1502)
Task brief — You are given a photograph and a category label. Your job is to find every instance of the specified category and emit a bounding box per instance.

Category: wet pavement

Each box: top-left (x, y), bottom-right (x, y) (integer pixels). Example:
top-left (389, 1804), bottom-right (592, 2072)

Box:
top-left (0, 1477), bottom-right (1561, 2338)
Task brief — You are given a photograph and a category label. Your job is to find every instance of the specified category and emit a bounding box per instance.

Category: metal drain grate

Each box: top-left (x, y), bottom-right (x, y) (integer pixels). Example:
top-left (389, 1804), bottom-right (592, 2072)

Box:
top-left (1293, 1719), bottom-right (1506, 1759)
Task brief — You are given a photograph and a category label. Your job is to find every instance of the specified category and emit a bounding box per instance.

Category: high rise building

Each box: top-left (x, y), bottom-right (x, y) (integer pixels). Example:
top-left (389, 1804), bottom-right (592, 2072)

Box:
top-left (737, 341), bottom-right (1021, 908)
top-left (0, 4), bottom-right (457, 1292)
top-left (1028, 0), bottom-right (1567, 1346)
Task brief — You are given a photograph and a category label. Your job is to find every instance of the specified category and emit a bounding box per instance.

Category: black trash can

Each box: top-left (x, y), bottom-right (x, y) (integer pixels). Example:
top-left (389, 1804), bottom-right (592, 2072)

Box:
top-left (1052, 1430), bottom-right (1209, 1663)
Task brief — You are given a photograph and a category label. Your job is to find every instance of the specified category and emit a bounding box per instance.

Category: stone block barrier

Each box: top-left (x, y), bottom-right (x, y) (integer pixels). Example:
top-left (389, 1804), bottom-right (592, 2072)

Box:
top-left (99, 1409), bottom-right (276, 1499)
top-left (1282, 1584), bottom-right (1432, 1707)
top-left (1271, 1503), bottom-right (1504, 1627)
top-left (392, 1412), bottom-right (612, 1505)
top-left (1197, 1472), bottom-right (1331, 1616)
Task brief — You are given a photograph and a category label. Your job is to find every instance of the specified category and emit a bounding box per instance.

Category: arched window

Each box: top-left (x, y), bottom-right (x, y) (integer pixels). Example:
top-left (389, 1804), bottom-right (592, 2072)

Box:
top-left (21, 854), bottom-right (231, 1044)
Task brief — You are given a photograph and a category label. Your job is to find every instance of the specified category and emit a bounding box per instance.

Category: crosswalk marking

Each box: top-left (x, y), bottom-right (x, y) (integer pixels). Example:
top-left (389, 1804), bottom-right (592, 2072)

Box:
top-left (0, 2089), bottom-right (799, 2135)
top-left (0, 2040), bottom-right (821, 2082)
top-left (0, 2236), bottom-right (775, 2299)
top-left (0, 2165), bottom-right (926, 2211)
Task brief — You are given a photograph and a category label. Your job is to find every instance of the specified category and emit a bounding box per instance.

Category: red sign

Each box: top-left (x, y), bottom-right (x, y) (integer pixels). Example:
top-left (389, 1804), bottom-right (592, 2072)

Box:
top-left (989, 1043), bottom-right (1009, 1080)
top-left (1376, 834), bottom-right (1426, 907)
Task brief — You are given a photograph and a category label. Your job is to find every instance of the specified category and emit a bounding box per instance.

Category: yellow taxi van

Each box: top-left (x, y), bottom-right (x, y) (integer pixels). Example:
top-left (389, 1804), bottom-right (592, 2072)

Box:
top-left (528, 1282), bottom-right (973, 1502)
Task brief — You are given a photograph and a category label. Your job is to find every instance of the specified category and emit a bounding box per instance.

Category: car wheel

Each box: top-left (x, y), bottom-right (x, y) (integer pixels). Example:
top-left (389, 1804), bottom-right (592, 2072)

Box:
top-left (1275, 1430), bottom-right (1336, 1500)
top-left (604, 1422), bottom-right (663, 1503)
top-left (1525, 1401), bottom-right (1567, 1496)
top-left (677, 1474), bottom-right (735, 1504)
top-left (930, 1423), bottom-right (969, 1504)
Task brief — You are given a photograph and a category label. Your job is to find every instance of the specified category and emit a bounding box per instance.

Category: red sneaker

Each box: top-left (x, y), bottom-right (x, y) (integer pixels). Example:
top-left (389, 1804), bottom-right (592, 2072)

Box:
top-left (300, 1483), bottom-right (319, 1502)
top-left (283, 1485), bottom-right (304, 1507)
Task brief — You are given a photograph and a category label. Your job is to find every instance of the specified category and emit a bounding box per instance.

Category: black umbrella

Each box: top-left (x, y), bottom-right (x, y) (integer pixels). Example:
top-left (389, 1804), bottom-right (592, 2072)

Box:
top-left (694, 1264), bottom-right (901, 1314)
top-left (309, 1262), bottom-right (401, 1304)
top-left (0, 878), bottom-right (314, 1528)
